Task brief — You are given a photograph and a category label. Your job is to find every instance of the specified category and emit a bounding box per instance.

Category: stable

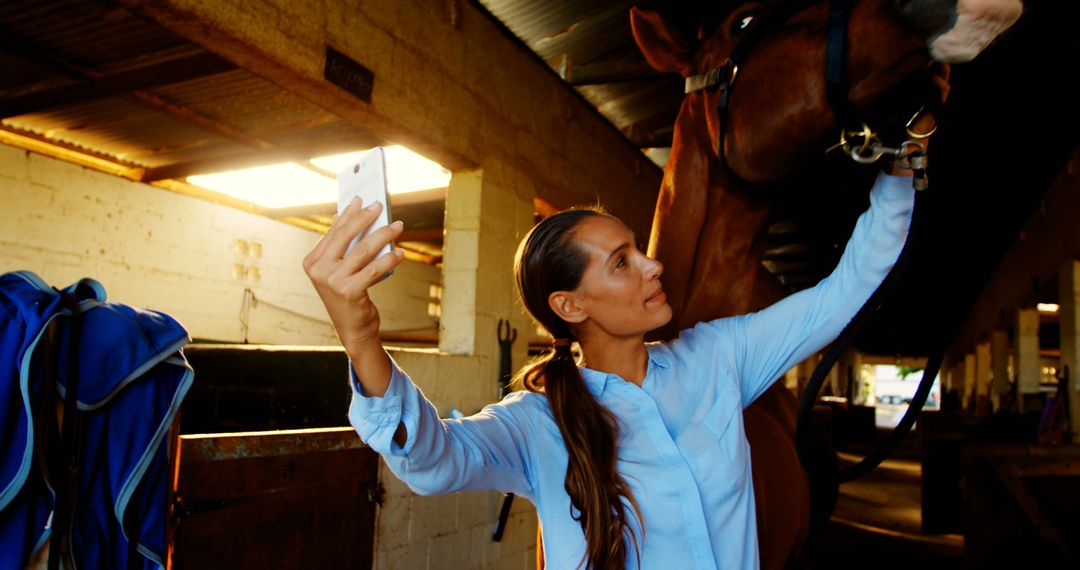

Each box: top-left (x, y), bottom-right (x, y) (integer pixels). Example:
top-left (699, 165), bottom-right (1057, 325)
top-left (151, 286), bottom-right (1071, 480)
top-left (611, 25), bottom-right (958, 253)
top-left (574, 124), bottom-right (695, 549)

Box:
top-left (2, 1), bottom-right (1079, 569)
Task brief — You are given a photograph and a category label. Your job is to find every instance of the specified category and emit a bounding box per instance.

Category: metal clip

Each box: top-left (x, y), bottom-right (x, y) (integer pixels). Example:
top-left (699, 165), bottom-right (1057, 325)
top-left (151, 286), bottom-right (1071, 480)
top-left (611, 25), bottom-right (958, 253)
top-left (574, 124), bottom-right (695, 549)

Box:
top-left (893, 141), bottom-right (927, 170)
top-left (850, 142), bottom-right (899, 164)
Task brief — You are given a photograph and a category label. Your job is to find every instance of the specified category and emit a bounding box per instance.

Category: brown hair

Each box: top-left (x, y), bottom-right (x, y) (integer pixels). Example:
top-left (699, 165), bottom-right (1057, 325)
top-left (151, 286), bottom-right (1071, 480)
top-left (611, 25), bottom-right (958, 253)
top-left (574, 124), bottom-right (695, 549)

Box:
top-left (513, 207), bottom-right (642, 569)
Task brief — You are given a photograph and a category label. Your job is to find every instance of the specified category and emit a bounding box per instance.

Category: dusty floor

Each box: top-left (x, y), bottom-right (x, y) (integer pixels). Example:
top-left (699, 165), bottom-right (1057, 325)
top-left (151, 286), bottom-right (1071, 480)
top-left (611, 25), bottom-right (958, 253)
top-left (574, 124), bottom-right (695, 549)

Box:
top-left (797, 451), bottom-right (964, 568)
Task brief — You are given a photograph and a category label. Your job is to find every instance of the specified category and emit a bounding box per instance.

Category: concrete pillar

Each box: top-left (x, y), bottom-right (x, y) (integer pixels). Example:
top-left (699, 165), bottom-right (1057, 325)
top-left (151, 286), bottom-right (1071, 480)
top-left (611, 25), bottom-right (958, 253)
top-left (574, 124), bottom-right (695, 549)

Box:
top-left (440, 170), bottom-right (483, 356)
top-left (947, 359), bottom-right (960, 394)
top-left (796, 354), bottom-right (820, 400)
top-left (440, 170), bottom-right (534, 371)
top-left (857, 361), bottom-right (875, 406)
top-left (784, 367), bottom-right (799, 392)
top-left (975, 342), bottom-right (992, 416)
top-left (990, 330), bottom-right (1010, 412)
top-left (1016, 308), bottom-right (1041, 413)
top-left (840, 348), bottom-right (861, 402)
top-left (963, 352), bottom-right (976, 412)
top-left (1059, 260), bottom-right (1080, 438)
top-left (827, 361), bottom-right (841, 398)
top-left (941, 358), bottom-right (953, 393)
top-left (942, 358), bottom-right (963, 411)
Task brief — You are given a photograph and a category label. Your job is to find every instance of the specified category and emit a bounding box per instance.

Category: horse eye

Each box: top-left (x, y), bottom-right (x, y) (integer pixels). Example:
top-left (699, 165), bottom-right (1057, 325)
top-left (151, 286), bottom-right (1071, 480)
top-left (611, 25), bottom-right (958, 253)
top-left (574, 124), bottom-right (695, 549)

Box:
top-left (732, 11), bottom-right (757, 34)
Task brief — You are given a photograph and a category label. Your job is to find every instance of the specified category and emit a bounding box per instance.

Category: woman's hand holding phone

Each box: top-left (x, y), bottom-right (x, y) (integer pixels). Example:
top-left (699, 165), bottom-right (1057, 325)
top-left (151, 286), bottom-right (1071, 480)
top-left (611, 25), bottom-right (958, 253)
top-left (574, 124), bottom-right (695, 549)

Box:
top-left (303, 197), bottom-right (405, 396)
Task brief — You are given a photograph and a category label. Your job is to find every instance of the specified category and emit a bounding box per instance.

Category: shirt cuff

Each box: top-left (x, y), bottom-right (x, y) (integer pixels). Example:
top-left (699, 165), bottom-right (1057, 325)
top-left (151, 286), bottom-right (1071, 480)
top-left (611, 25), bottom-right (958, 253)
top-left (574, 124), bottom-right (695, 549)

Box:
top-left (347, 353), bottom-right (418, 457)
top-left (872, 172), bottom-right (915, 204)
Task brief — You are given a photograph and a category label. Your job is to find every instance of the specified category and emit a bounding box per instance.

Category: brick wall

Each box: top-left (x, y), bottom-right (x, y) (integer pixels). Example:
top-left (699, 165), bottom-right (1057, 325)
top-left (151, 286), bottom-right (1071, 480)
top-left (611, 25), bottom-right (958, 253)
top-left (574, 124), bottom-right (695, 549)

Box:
top-left (0, 143), bottom-right (439, 344)
top-left (386, 349), bottom-right (539, 570)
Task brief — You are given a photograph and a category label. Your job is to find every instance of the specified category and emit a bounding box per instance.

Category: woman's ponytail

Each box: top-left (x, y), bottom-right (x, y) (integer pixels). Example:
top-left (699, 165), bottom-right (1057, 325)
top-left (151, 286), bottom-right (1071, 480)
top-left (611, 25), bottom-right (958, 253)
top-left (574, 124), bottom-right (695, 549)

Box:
top-left (513, 208), bottom-right (642, 569)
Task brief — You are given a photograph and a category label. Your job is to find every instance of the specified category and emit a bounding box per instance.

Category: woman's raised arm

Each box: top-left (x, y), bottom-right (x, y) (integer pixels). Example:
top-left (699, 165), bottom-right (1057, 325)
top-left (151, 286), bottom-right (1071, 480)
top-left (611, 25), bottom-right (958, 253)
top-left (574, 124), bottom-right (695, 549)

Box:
top-left (729, 171), bottom-right (915, 406)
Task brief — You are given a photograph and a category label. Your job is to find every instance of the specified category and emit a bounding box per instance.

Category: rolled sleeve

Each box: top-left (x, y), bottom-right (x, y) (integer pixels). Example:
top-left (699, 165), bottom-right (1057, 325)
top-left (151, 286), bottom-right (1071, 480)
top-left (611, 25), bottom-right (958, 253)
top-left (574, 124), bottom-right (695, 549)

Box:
top-left (347, 354), bottom-right (418, 457)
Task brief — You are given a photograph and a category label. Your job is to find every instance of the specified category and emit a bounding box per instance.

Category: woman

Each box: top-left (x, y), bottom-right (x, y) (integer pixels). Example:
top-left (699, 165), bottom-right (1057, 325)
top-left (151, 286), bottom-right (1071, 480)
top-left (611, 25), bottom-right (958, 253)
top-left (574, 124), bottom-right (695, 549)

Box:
top-left (303, 166), bottom-right (917, 569)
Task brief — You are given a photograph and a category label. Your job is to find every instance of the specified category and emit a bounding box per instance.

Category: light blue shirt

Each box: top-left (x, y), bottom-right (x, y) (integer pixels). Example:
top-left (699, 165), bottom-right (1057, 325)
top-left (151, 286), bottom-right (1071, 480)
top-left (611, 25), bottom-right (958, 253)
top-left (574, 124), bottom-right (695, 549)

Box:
top-left (348, 173), bottom-right (914, 569)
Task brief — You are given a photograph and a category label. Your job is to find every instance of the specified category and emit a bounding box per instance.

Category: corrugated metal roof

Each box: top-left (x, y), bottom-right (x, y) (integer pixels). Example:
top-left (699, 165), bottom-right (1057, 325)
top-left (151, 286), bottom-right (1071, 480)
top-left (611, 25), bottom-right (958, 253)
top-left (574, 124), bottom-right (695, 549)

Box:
top-left (0, 0), bottom-right (380, 174)
top-left (4, 97), bottom-right (229, 167)
top-left (153, 71), bottom-right (340, 137)
top-left (476, 0), bottom-right (679, 145)
top-left (0, 0), bottom-right (191, 70)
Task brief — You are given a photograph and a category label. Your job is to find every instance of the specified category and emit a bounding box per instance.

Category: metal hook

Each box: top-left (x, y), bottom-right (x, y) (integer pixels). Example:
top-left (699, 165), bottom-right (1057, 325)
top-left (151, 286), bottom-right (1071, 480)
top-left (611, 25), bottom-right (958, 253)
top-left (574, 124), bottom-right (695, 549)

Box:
top-left (497, 319), bottom-right (517, 344)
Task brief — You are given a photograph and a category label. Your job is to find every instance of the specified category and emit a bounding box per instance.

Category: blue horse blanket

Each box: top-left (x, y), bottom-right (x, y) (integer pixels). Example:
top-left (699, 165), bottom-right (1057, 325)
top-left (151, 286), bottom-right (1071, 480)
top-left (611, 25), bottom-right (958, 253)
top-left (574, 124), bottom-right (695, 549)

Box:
top-left (0, 271), bottom-right (193, 569)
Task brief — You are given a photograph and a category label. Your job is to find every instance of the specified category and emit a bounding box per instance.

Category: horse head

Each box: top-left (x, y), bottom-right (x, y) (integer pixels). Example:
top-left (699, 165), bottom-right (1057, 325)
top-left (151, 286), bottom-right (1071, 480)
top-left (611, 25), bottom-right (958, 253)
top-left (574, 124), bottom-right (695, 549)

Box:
top-left (633, 0), bottom-right (1022, 338)
top-left (632, 0), bottom-right (1022, 185)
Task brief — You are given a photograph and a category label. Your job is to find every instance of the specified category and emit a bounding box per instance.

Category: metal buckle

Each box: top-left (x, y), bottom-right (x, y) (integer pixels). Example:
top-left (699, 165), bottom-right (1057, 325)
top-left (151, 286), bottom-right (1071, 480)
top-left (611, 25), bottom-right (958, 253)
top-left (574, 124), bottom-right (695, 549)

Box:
top-left (684, 59), bottom-right (738, 94)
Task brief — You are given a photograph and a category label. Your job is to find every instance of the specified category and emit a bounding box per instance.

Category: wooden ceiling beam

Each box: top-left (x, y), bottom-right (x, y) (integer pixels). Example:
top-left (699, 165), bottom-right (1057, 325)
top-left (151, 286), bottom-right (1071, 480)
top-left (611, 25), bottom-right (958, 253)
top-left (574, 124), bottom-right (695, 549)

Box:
top-left (0, 127), bottom-right (144, 180)
top-left (399, 227), bottom-right (444, 242)
top-left (763, 243), bottom-right (813, 261)
top-left (765, 231), bottom-right (812, 247)
top-left (620, 114), bottom-right (676, 148)
top-left (626, 129), bottom-right (673, 149)
top-left (0, 52), bottom-right (235, 119)
top-left (762, 259), bottom-right (813, 275)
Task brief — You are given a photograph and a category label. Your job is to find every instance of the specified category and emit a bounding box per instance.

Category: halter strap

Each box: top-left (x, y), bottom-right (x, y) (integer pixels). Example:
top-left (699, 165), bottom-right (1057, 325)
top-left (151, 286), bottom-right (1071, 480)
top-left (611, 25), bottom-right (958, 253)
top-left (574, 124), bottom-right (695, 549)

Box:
top-left (680, 0), bottom-right (857, 177)
top-left (825, 0), bottom-right (856, 129)
top-left (684, 64), bottom-right (733, 94)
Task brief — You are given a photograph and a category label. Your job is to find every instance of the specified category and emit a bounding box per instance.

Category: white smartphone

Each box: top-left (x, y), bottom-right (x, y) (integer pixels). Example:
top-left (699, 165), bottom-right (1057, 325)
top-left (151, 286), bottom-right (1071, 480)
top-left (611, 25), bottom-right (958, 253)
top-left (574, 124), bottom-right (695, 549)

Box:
top-left (337, 147), bottom-right (394, 268)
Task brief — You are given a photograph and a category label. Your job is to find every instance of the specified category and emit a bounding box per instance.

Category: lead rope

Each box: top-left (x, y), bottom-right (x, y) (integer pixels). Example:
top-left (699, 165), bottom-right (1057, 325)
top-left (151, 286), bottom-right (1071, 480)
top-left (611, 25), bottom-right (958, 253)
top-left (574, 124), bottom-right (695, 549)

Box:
top-left (47, 291), bottom-right (84, 570)
top-left (795, 138), bottom-right (939, 482)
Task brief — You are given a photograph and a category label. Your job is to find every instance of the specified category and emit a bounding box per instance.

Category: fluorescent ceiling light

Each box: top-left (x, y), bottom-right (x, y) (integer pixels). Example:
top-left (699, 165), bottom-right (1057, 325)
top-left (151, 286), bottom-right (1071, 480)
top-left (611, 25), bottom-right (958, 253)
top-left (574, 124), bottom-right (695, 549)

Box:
top-left (188, 163), bottom-right (336, 209)
top-left (185, 145), bottom-right (451, 210)
top-left (311, 146), bottom-right (451, 195)
top-left (1037, 303), bottom-right (1060, 313)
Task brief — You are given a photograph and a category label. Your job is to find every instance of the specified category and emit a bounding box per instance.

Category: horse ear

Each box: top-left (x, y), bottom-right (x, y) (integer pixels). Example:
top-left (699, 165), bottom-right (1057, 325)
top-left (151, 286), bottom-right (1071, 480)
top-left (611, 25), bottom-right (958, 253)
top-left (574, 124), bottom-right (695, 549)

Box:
top-left (630, 7), bottom-right (694, 76)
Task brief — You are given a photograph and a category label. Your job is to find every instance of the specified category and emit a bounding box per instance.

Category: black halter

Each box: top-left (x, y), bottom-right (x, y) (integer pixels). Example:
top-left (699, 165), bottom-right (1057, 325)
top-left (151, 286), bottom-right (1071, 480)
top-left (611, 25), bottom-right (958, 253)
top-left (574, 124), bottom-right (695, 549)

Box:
top-left (683, 0), bottom-right (856, 170)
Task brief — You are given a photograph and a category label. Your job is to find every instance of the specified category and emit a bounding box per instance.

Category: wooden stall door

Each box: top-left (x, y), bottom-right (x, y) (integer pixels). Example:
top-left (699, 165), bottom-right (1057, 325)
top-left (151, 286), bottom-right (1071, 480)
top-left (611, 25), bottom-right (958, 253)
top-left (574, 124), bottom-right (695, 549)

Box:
top-left (168, 427), bottom-right (380, 569)
top-left (963, 444), bottom-right (1080, 567)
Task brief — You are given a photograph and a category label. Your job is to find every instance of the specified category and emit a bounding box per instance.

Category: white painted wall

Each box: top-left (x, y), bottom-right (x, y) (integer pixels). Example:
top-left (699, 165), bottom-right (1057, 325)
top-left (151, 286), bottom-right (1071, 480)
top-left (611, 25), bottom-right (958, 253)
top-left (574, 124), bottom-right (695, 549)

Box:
top-left (0, 143), bottom-right (439, 344)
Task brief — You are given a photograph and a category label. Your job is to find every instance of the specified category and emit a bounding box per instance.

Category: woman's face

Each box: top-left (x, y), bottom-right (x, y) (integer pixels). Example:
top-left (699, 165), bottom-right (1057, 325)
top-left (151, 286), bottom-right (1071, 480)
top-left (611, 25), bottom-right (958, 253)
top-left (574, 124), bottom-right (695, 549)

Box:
top-left (566, 215), bottom-right (672, 338)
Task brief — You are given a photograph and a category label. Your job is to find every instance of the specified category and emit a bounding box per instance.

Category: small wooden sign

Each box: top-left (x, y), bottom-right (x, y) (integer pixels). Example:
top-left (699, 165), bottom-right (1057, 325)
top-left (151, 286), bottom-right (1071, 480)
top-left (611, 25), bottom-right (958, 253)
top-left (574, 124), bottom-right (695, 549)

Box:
top-left (324, 47), bottom-right (374, 103)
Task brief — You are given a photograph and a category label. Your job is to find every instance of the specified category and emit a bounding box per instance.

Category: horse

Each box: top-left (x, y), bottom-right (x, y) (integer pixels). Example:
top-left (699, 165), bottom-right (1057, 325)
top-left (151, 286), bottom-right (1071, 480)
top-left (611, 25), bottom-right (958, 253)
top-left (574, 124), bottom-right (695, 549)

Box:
top-left (618, 1), bottom-right (1021, 568)
top-left (532, 1), bottom-right (1023, 566)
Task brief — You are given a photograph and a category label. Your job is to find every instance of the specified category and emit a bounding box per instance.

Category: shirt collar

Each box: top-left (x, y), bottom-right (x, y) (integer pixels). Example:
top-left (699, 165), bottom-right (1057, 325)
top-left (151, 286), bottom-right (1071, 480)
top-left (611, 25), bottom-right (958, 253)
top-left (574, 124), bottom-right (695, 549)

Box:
top-left (578, 344), bottom-right (668, 399)
top-left (579, 367), bottom-right (609, 399)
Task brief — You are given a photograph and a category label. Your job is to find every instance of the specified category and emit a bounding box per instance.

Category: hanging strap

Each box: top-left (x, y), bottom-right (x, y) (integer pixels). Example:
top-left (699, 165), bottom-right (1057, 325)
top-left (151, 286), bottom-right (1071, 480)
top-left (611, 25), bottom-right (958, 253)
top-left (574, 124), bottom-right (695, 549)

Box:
top-left (45, 291), bottom-right (85, 570)
top-left (795, 181), bottom-right (943, 482)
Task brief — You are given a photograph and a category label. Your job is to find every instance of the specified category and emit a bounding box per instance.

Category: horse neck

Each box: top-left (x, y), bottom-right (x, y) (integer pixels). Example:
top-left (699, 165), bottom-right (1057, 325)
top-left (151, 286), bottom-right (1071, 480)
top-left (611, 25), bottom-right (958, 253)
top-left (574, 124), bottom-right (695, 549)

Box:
top-left (661, 95), bottom-right (782, 329)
